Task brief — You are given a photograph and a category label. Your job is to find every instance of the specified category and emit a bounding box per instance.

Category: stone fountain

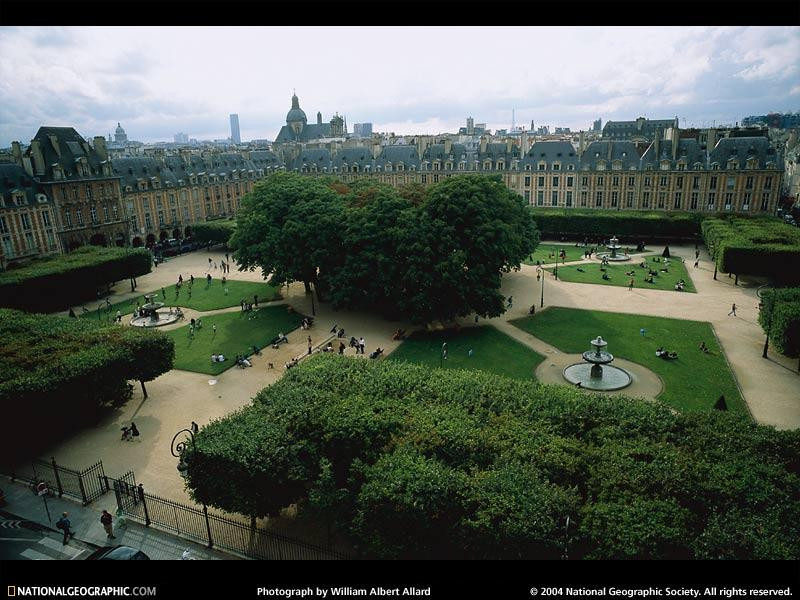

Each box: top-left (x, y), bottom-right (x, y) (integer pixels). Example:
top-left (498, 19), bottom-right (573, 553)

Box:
top-left (598, 235), bottom-right (630, 262)
top-left (130, 293), bottom-right (181, 328)
top-left (563, 335), bottom-right (632, 391)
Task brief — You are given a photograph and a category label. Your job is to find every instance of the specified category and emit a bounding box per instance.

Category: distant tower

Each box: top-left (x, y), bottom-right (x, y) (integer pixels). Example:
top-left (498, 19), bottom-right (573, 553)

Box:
top-left (467, 116), bottom-right (474, 135)
top-left (229, 114), bottom-right (241, 144)
top-left (317, 111), bottom-right (322, 125)
top-left (530, 120), bottom-right (535, 132)
top-left (114, 123), bottom-right (128, 143)
top-left (286, 91), bottom-right (308, 137)
top-left (512, 109), bottom-right (515, 132)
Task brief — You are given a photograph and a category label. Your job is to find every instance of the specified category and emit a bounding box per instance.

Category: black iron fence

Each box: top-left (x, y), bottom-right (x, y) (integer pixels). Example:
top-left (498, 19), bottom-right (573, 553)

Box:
top-left (113, 481), bottom-right (352, 560)
top-left (2, 458), bottom-right (108, 506)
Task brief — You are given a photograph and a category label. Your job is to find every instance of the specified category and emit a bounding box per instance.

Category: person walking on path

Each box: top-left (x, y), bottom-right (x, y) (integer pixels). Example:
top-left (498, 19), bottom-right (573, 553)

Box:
top-left (694, 259), bottom-right (699, 268)
top-left (695, 250), bottom-right (700, 260)
top-left (56, 512), bottom-right (74, 545)
top-left (190, 274), bottom-right (194, 285)
top-left (225, 252), bottom-right (229, 262)
top-left (254, 294), bottom-right (259, 307)
top-left (359, 337), bottom-right (366, 355)
top-left (307, 336), bottom-right (313, 355)
top-left (339, 341), bottom-right (345, 355)
top-left (130, 422), bottom-right (140, 441)
top-left (208, 257), bottom-right (212, 270)
top-left (628, 278), bottom-right (634, 291)
top-left (191, 421), bottom-right (199, 434)
top-left (728, 303), bottom-right (737, 317)
top-left (100, 509), bottom-right (116, 539)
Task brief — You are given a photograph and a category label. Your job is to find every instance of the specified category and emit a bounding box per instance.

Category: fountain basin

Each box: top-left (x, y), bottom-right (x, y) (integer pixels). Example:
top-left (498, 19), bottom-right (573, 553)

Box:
top-left (130, 310), bottom-right (182, 328)
top-left (563, 363), bottom-right (632, 391)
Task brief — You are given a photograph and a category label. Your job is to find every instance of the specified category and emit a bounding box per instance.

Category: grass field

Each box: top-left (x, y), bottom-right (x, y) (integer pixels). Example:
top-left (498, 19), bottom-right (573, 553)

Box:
top-left (81, 279), bottom-right (281, 323)
top-left (386, 325), bottom-right (545, 381)
top-left (522, 243), bottom-right (588, 266)
top-left (510, 307), bottom-right (744, 414)
top-left (548, 255), bottom-right (696, 293)
top-left (165, 305), bottom-right (303, 375)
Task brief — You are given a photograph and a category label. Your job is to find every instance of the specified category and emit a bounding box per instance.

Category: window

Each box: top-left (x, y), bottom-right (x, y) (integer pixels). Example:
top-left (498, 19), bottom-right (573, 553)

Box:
top-left (642, 192), bottom-right (650, 208)
top-left (725, 193), bottom-right (733, 209)
top-left (3, 236), bottom-right (14, 258)
top-left (710, 176), bottom-right (717, 190)
top-left (183, 206), bottom-right (190, 220)
top-left (46, 229), bottom-right (56, 250)
top-left (612, 176), bottom-right (619, 187)
top-left (552, 163), bottom-right (561, 171)
top-left (567, 164), bottom-right (575, 171)
top-left (145, 213), bottom-right (152, 229)
top-left (524, 190), bottom-right (530, 202)
top-left (658, 192), bottom-right (666, 209)
top-left (677, 163), bottom-right (686, 171)
top-left (742, 192), bottom-right (751, 211)
top-left (674, 192), bottom-right (682, 209)
top-left (707, 192), bottom-right (716, 210)
top-left (745, 176), bottom-right (754, 189)
top-left (676, 177), bottom-right (683, 188)
top-left (103, 205), bottom-right (110, 222)
top-left (659, 176), bottom-right (668, 187)
top-left (567, 176), bottom-right (574, 187)
top-left (0, 215), bottom-right (8, 234)
top-left (611, 191), bottom-right (618, 207)
top-left (581, 176), bottom-right (589, 187)
top-left (156, 195), bottom-right (163, 208)
top-left (595, 191), bottom-right (603, 207)
top-left (727, 177), bottom-right (736, 191)
top-left (627, 176), bottom-right (635, 186)
top-left (19, 213), bottom-right (31, 230)
top-left (42, 210), bottom-right (51, 227)
top-left (76, 210), bottom-right (84, 225)
top-left (580, 191), bottom-right (588, 207)
top-left (171, 208), bottom-right (178, 222)
top-left (86, 185), bottom-right (93, 200)
top-left (626, 191), bottom-right (634, 208)
top-left (538, 163), bottom-right (546, 171)
top-left (131, 215), bottom-right (139, 230)
top-left (89, 206), bottom-right (97, 223)
top-left (765, 176), bottom-right (773, 189)
top-left (524, 176), bottom-right (531, 187)
top-left (566, 191), bottom-right (573, 207)
top-left (597, 176), bottom-right (604, 186)
top-left (551, 191), bottom-right (558, 206)
top-left (552, 176), bottom-right (559, 187)
top-left (158, 211), bottom-right (164, 225)
top-left (691, 192), bottom-right (699, 210)
top-left (761, 193), bottom-right (770, 211)
top-left (112, 205), bottom-right (118, 221)
top-left (25, 231), bottom-right (35, 252)
top-left (644, 177), bottom-right (652, 187)
top-left (538, 176), bottom-right (545, 187)
top-left (537, 191), bottom-right (544, 206)
top-left (692, 176), bottom-right (700, 190)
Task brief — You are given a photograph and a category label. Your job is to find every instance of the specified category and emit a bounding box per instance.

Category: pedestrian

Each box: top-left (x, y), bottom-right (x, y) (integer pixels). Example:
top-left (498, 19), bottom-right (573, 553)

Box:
top-left (241, 299), bottom-right (245, 311)
top-left (130, 422), bottom-right (140, 440)
top-left (191, 421), bottom-right (199, 434)
top-left (339, 341), bottom-right (345, 355)
top-left (507, 296), bottom-right (513, 308)
top-left (212, 324), bottom-right (217, 335)
top-left (213, 261), bottom-right (217, 270)
top-left (728, 303), bottom-right (736, 316)
top-left (359, 337), bottom-right (365, 354)
top-left (161, 287), bottom-right (166, 299)
top-left (190, 274), bottom-right (194, 285)
top-left (694, 259), bottom-right (699, 268)
top-left (628, 278), bottom-right (634, 291)
top-left (640, 328), bottom-right (647, 337)
top-left (56, 512), bottom-right (74, 545)
top-left (254, 294), bottom-right (259, 307)
top-left (468, 349), bottom-right (473, 358)
top-left (179, 274), bottom-right (183, 284)
top-left (208, 257), bottom-right (212, 270)
top-left (68, 308), bottom-right (76, 318)
top-left (474, 315), bottom-right (479, 323)
top-left (100, 510), bottom-right (116, 539)
top-left (695, 250), bottom-right (700, 260)
top-left (307, 339), bottom-right (312, 355)
top-left (225, 252), bottom-right (229, 262)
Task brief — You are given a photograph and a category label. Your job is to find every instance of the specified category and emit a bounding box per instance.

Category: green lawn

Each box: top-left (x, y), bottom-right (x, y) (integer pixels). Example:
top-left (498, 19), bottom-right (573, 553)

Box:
top-left (81, 279), bottom-right (281, 323)
top-left (548, 254), bottom-right (696, 293)
top-left (510, 307), bottom-right (744, 414)
top-left (165, 305), bottom-right (303, 375)
top-left (523, 243), bottom-right (588, 266)
top-left (386, 325), bottom-right (545, 381)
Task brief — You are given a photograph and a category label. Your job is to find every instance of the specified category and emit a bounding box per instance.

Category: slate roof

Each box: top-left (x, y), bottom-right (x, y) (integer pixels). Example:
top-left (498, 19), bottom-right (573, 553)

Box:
top-left (274, 123), bottom-right (334, 144)
top-left (522, 141), bottom-right (579, 169)
top-left (26, 127), bottom-right (112, 182)
top-left (640, 139), bottom-right (705, 169)
top-left (602, 118), bottom-right (677, 140)
top-left (0, 163), bottom-right (45, 208)
top-left (708, 137), bottom-right (779, 170)
top-left (580, 141), bottom-right (641, 169)
top-left (376, 145), bottom-right (420, 167)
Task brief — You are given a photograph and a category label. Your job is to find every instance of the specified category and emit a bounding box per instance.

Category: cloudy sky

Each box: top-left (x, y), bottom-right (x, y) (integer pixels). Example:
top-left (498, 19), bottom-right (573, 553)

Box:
top-left (0, 26), bottom-right (798, 147)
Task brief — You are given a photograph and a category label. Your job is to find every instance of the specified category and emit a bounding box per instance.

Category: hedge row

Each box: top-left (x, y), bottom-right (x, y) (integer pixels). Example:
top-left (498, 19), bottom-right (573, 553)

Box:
top-left (0, 246), bottom-right (152, 312)
top-left (530, 208), bottom-right (704, 240)
top-left (192, 221), bottom-right (237, 246)
top-left (701, 217), bottom-right (800, 284)
top-left (0, 309), bottom-right (174, 461)
top-left (184, 355), bottom-right (800, 560)
top-left (759, 288), bottom-right (800, 358)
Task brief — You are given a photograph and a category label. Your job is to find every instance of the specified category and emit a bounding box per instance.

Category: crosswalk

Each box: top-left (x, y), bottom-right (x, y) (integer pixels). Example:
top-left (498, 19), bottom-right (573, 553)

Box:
top-left (15, 536), bottom-right (88, 560)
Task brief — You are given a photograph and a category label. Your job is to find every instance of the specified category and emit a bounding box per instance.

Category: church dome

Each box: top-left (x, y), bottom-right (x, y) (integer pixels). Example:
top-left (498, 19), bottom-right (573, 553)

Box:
top-left (286, 93), bottom-right (307, 125)
top-left (115, 122), bottom-right (126, 135)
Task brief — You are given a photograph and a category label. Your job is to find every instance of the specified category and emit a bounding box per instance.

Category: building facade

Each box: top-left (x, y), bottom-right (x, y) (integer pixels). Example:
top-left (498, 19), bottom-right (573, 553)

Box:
top-left (230, 114), bottom-right (241, 145)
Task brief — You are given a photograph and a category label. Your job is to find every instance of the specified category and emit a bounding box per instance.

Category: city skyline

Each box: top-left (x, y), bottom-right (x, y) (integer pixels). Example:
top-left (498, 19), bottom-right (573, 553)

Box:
top-left (0, 26), bottom-right (799, 147)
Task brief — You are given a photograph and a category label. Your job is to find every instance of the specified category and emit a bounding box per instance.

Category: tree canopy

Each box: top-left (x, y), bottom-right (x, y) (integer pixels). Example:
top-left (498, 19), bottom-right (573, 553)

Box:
top-left (0, 309), bottom-right (174, 460)
top-left (191, 221), bottom-right (237, 246)
top-left (184, 354), bottom-right (800, 560)
top-left (759, 287), bottom-right (800, 358)
top-left (230, 172), bottom-right (538, 323)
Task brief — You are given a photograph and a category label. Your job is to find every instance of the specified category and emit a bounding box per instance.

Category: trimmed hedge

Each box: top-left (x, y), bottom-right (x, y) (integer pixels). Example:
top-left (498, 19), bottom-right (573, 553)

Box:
top-left (530, 208), bottom-right (704, 240)
top-left (702, 217), bottom-right (800, 284)
top-left (184, 355), bottom-right (800, 560)
top-left (0, 246), bottom-right (152, 313)
top-left (759, 288), bottom-right (800, 358)
top-left (192, 220), bottom-right (237, 246)
top-left (0, 309), bottom-right (174, 461)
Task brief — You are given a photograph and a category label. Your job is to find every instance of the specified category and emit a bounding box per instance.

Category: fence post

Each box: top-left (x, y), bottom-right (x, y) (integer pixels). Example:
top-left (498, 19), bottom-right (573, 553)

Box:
top-left (138, 484), bottom-right (151, 526)
top-left (99, 463), bottom-right (109, 494)
top-left (50, 457), bottom-right (64, 498)
top-left (77, 468), bottom-right (88, 506)
top-left (203, 504), bottom-right (213, 549)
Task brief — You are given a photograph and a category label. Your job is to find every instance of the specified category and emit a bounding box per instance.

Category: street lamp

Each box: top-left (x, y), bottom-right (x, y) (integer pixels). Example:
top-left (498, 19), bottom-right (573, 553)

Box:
top-left (171, 427), bottom-right (196, 475)
top-left (539, 267), bottom-right (544, 308)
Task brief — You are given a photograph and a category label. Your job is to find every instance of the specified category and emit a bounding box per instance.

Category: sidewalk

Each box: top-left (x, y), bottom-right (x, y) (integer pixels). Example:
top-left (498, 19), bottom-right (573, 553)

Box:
top-left (1, 477), bottom-right (238, 560)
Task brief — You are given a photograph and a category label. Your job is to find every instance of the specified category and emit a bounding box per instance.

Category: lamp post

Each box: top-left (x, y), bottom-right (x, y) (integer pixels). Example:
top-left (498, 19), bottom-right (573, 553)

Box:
top-left (171, 426), bottom-right (214, 548)
top-left (539, 267), bottom-right (544, 308)
top-left (758, 285), bottom-right (773, 359)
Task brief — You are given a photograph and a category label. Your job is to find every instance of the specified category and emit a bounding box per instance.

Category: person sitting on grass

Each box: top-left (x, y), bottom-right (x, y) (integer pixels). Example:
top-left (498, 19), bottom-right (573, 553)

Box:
top-left (369, 348), bottom-right (384, 359)
top-left (699, 341), bottom-right (710, 354)
top-left (675, 281), bottom-right (685, 291)
top-left (640, 261), bottom-right (647, 268)
top-left (211, 354), bottom-right (218, 363)
top-left (576, 267), bottom-right (585, 272)
top-left (645, 274), bottom-right (655, 283)
top-left (625, 270), bottom-right (635, 277)
top-left (602, 272), bottom-right (611, 281)
top-left (252, 345), bottom-right (262, 356)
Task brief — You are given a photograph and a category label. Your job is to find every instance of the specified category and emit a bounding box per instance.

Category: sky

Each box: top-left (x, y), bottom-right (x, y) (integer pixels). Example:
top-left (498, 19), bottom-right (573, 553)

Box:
top-left (0, 26), bottom-right (798, 147)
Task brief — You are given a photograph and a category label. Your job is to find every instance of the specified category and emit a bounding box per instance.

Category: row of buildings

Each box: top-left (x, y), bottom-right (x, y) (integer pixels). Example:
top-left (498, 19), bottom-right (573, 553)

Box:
top-left (0, 104), bottom-right (787, 269)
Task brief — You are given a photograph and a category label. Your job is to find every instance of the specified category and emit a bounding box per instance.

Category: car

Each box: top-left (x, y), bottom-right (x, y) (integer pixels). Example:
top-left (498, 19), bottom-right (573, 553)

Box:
top-left (85, 545), bottom-right (150, 560)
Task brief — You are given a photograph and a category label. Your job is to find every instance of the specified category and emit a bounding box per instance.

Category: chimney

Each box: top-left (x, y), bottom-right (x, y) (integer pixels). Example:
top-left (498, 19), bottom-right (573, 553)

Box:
top-left (48, 134), bottom-right (61, 157)
top-left (521, 132), bottom-right (529, 154)
top-left (444, 138), bottom-right (452, 156)
top-left (372, 141), bottom-right (381, 160)
top-left (22, 156), bottom-right (34, 177)
top-left (480, 136), bottom-right (487, 154)
top-left (707, 128), bottom-right (717, 152)
top-left (578, 131), bottom-right (585, 156)
top-left (607, 140), bottom-right (612, 161)
top-left (93, 136), bottom-right (108, 161)
top-left (506, 139), bottom-right (513, 154)
top-left (30, 140), bottom-right (45, 175)
top-left (11, 141), bottom-right (22, 165)
top-left (418, 136), bottom-right (429, 158)
top-left (672, 126), bottom-right (679, 161)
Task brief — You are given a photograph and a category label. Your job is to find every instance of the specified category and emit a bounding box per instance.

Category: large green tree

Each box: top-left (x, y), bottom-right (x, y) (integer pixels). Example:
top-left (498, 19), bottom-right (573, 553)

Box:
top-left (230, 172), bottom-right (345, 298)
top-left (758, 287), bottom-right (800, 359)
